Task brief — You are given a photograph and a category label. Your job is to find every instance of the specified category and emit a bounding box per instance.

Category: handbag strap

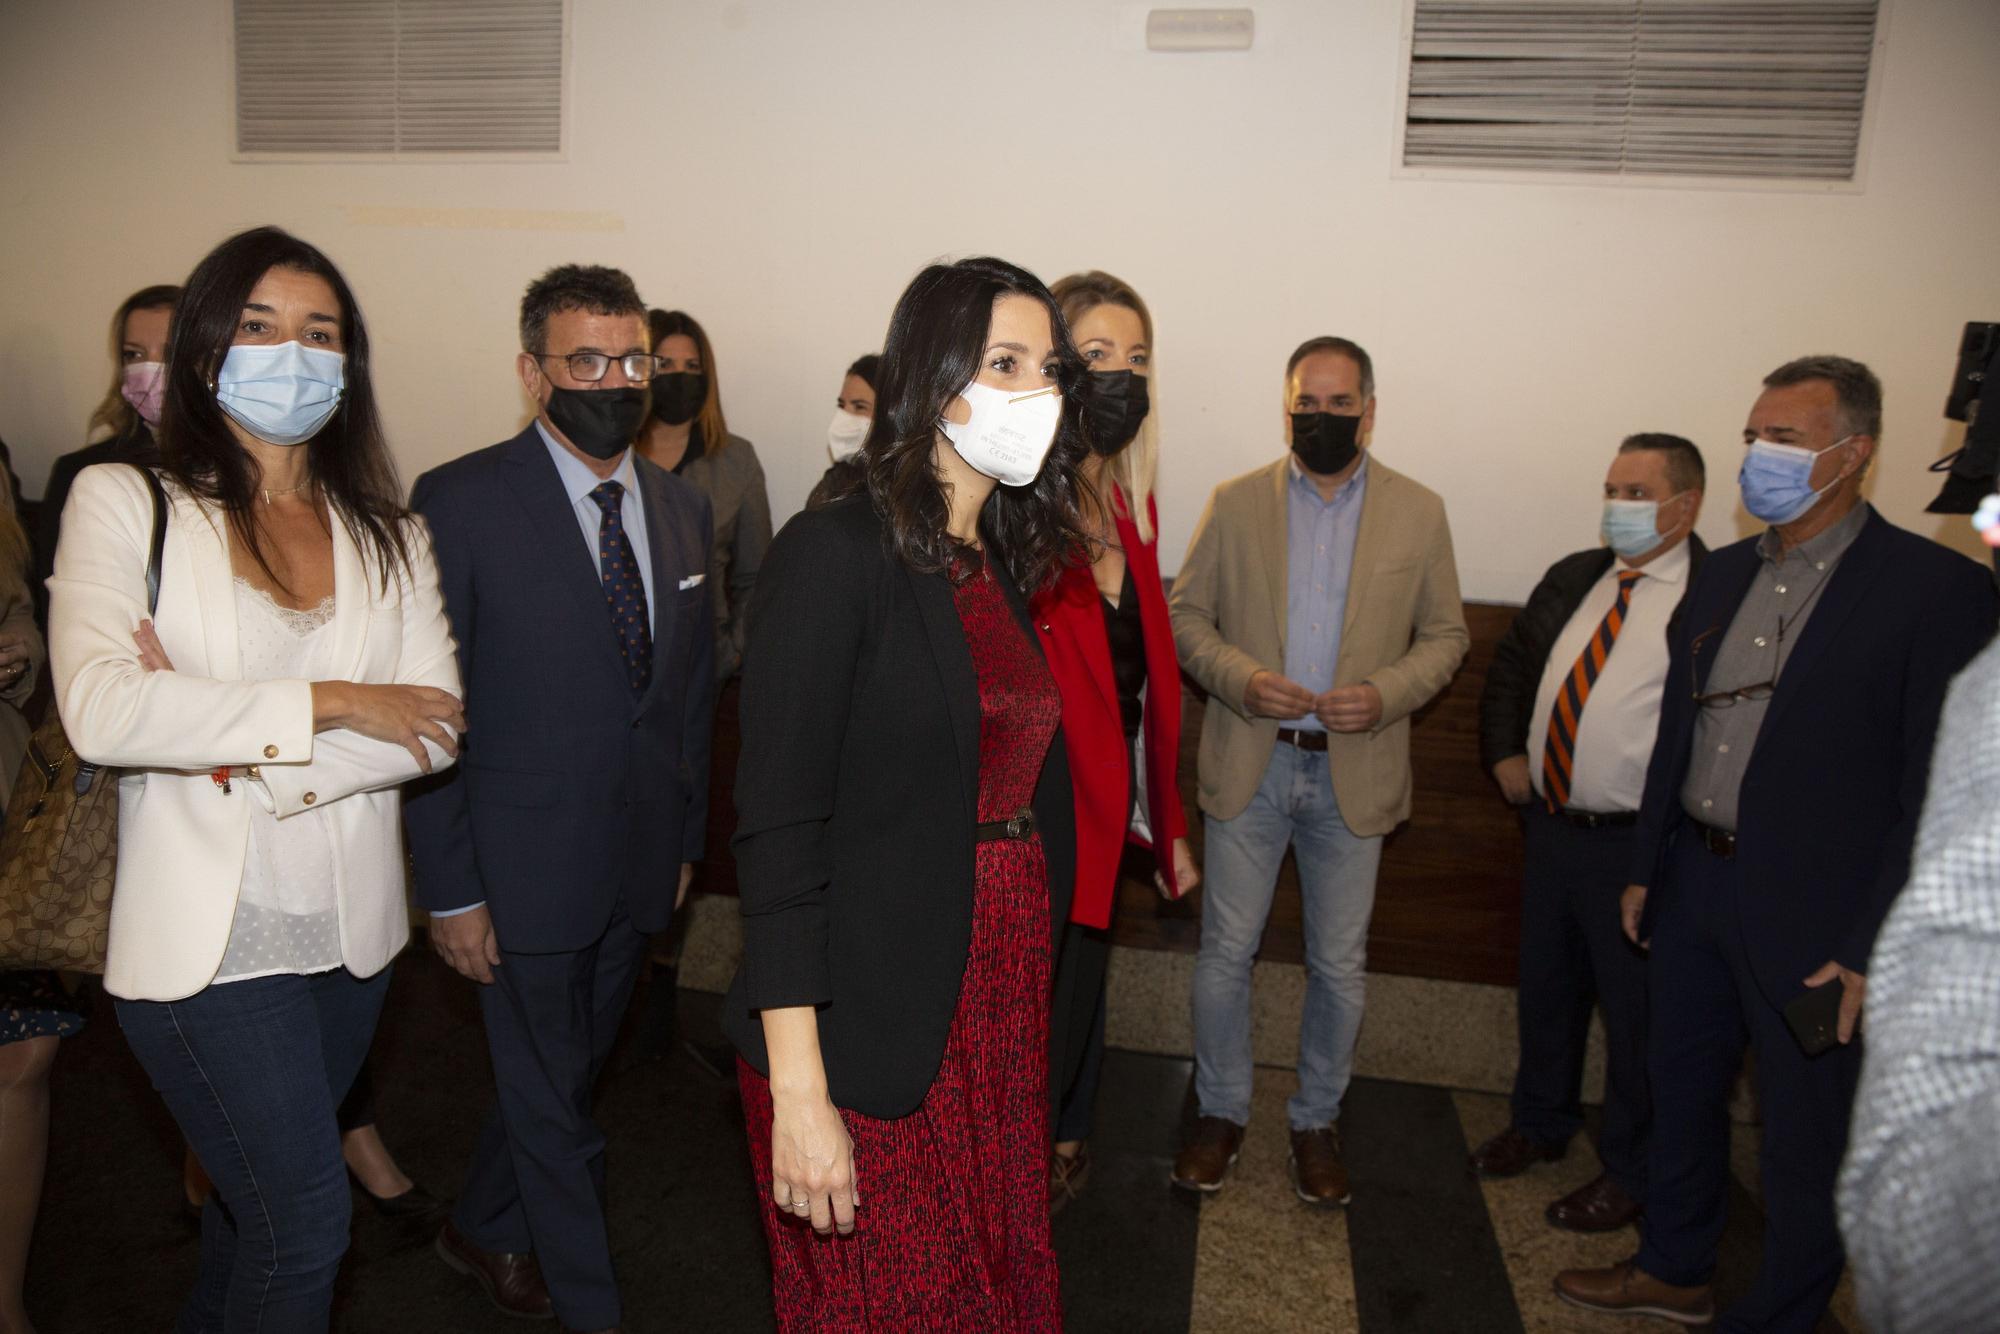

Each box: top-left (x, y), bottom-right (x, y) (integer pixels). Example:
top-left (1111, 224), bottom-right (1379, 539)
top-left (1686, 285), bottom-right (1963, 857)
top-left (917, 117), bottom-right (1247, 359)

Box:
top-left (70, 467), bottom-right (169, 796)
top-left (135, 464), bottom-right (167, 616)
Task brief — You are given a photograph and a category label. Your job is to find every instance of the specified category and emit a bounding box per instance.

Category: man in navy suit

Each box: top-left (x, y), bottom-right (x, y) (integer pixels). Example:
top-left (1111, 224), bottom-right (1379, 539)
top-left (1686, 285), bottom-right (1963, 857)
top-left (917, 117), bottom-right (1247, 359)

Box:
top-left (407, 264), bottom-right (714, 1334)
top-left (1556, 356), bottom-right (1998, 1331)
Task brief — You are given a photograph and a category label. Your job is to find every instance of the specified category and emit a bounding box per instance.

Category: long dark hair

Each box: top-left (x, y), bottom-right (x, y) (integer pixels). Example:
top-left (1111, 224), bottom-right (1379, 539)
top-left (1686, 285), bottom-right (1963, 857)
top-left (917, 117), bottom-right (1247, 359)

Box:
top-left (859, 257), bottom-right (1092, 595)
top-left (89, 284), bottom-right (180, 442)
top-left (159, 227), bottom-right (411, 590)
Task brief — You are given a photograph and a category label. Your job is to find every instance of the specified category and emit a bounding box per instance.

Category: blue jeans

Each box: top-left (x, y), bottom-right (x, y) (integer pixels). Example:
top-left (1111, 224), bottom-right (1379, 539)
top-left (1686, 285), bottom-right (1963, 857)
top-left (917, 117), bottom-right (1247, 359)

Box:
top-left (117, 966), bottom-right (392, 1334)
top-left (1194, 743), bottom-right (1383, 1130)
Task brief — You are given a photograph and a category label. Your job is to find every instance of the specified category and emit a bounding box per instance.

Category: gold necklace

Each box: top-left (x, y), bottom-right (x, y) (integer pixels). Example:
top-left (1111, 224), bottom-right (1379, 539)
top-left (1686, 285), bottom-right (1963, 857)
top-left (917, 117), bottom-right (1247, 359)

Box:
top-left (262, 481), bottom-right (311, 506)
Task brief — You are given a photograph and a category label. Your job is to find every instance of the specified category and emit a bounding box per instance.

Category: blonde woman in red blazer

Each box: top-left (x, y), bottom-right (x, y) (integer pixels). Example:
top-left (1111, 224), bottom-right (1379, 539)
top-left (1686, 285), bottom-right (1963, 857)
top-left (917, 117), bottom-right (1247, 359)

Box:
top-left (1037, 272), bottom-right (1199, 1212)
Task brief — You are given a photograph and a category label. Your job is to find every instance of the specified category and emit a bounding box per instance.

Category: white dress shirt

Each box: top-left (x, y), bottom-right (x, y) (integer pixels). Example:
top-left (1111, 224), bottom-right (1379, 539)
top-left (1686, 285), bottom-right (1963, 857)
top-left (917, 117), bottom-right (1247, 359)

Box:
top-left (1527, 538), bottom-right (1689, 813)
top-left (536, 420), bottom-right (656, 635)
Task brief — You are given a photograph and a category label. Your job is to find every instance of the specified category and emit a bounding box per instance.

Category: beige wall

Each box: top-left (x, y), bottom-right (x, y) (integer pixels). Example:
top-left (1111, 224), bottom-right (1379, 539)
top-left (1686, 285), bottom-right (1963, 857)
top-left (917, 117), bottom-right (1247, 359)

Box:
top-left (2, 1), bottom-right (1996, 598)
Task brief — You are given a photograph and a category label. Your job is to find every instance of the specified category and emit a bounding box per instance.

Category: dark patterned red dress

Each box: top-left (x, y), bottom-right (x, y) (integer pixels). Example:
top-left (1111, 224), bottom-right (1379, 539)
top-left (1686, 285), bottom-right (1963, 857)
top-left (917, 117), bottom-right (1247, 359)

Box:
top-left (738, 558), bottom-right (1064, 1332)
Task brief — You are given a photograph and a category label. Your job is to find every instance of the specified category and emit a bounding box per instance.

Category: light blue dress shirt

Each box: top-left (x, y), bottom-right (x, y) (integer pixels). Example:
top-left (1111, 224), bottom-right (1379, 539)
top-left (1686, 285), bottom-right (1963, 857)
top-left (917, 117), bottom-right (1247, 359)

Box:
top-left (1282, 453), bottom-right (1368, 733)
top-left (432, 423), bottom-right (659, 921)
top-left (536, 419), bottom-right (656, 635)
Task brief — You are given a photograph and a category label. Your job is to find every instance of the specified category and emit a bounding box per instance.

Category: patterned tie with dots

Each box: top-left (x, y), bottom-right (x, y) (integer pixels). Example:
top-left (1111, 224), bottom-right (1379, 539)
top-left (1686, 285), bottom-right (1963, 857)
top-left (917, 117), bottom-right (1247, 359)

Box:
top-left (588, 481), bottom-right (653, 693)
top-left (1542, 568), bottom-right (1643, 812)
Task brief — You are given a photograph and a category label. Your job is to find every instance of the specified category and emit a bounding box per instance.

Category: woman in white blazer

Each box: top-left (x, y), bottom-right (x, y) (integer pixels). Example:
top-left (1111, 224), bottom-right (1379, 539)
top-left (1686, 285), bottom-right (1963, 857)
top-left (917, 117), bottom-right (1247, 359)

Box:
top-left (48, 227), bottom-right (463, 1334)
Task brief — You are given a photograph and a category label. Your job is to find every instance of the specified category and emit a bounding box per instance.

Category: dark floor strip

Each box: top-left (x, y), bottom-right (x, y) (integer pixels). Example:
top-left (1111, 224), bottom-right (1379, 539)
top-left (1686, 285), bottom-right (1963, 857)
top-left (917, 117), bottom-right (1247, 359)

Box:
top-left (1343, 1078), bottom-right (1525, 1334)
top-left (30, 954), bottom-right (1200, 1333)
top-left (1050, 1050), bottom-right (1202, 1333)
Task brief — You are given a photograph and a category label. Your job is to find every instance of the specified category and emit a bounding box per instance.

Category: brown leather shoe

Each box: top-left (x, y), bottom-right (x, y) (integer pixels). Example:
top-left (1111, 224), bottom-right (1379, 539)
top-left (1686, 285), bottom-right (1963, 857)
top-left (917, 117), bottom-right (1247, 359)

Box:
top-left (1467, 1126), bottom-right (1566, 1179)
top-left (1546, 1172), bottom-right (1642, 1233)
top-left (437, 1220), bottom-right (555, 1320)
top-left (1289, 1124), bottom-right (1351, 1207)
top-left (1048, 1145), bottom-right (1092, 1216)
top-left (1171, 1116), bottom-right (1245, 1193)
top-left (1555, 1259), bottom-right (1714, 1325)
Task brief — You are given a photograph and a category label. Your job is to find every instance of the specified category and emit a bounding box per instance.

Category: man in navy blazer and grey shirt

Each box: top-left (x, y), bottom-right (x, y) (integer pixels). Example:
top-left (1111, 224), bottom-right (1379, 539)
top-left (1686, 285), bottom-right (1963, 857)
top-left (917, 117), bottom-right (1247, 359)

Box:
top-left (1556, 357), bottom-right (1998, 1331)
top-left (407, 264), bottom-right (714, 1334)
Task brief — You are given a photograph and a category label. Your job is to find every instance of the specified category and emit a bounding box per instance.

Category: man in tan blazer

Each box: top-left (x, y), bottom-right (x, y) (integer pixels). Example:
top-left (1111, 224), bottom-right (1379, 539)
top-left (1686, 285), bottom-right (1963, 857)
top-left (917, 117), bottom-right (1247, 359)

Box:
top-left (1168, 336), bottom-right (1468, 1206)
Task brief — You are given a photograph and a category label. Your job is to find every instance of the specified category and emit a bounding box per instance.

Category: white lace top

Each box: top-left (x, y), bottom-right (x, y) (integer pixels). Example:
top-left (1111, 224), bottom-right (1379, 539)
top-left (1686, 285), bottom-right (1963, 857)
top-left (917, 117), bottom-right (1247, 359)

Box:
top-left (214, 578), bottom-right (341, 984)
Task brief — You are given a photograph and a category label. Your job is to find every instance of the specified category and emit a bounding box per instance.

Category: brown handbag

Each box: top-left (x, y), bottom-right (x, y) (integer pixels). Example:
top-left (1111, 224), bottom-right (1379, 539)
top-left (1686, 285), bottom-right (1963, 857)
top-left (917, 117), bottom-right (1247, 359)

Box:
top-left (0, 466), bottom-right (168, 973)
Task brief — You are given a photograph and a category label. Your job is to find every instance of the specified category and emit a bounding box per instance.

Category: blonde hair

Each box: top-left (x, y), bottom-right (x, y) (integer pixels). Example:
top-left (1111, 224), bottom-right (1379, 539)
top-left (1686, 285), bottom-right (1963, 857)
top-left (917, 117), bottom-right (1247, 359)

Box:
top-left (88, 285), bottom-right (180, 442)
top-left (0, 464), bottom-right (32, 608)
top-left (1051, 270), bottom-right (1157, 544)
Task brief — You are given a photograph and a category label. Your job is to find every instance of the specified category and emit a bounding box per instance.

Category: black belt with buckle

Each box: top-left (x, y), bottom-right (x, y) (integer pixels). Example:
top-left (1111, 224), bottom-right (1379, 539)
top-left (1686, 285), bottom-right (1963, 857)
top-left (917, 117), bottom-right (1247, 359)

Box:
top-left (1691, 820), bottom-right (1737, 858)
top-left (1276, 727), bottom-right (1330, 753)
top-left (976, 808), bottom-right (1037, 843)
top-left (1557, 808), bottom-right (1638, 830)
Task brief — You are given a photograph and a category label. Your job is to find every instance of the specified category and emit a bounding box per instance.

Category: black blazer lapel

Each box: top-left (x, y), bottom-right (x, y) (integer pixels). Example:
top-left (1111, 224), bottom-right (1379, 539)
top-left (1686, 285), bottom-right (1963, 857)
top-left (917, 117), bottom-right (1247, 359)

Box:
top-left (500, 427), bottom-right (629, 686)
top-left (908, 566), bottom-right (981, 826)
top-left (1687, 546), bottom-right (1763, 697)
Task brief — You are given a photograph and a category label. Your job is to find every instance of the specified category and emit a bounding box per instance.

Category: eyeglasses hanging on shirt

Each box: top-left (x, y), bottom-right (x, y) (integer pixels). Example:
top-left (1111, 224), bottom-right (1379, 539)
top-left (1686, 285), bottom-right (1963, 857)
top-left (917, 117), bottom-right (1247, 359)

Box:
top-left (1688, 560), bottom-right (1843, 709)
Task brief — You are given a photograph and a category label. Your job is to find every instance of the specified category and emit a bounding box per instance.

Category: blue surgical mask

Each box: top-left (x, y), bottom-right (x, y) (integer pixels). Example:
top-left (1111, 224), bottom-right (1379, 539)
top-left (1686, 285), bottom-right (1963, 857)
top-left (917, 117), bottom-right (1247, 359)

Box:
top-left (215, 340), bottom-right (345, 446)
top-left (1738, 436), bottom-right (1852, 526)
top-left (1602, 497), bottom-right (1672, 560)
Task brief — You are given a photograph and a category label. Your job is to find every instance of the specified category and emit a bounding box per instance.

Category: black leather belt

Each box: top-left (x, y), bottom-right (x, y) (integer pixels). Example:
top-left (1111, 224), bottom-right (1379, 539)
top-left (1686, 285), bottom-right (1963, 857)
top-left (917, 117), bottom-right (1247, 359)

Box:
top-left (976, 808), bottom-right (1037, 842)
top-left (1691, 820), bottom-right (1737, 858)
top-left (1556, 808), bottom-right (1638, 829)
top-left (1276, 727), bottom-right (1330, 753)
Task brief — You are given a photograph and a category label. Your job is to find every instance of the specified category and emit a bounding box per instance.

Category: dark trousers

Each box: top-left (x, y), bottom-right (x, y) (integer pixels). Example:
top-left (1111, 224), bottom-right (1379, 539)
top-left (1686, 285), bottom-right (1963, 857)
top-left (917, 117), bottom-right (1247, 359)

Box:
top-left (1509, 804), bottom-right (1651, 1198)
top-left (117, 966), bottom-right (391, 1334)
top-left (1636, 833), bottom-right (1861, 1333)
top-left (1049, 920), bottom-right (1111, 1143)
top-left (453, 904), bottom-right (652, 1330)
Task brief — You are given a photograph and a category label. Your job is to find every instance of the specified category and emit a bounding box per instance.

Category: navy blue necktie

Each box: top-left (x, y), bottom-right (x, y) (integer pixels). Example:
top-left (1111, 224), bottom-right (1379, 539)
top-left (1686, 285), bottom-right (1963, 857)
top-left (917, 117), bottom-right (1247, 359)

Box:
top-left (588, 481), bottom-right (652, 693)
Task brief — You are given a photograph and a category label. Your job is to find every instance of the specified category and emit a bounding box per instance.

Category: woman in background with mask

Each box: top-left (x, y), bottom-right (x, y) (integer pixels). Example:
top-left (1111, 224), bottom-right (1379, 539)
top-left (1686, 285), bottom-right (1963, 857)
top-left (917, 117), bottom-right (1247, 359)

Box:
top-left (49, 227), bottom-right (463, 1331)
top-left (725, 257), bottom-right (1086, 1331)
top-left (1038, 271), bottom-right (1198, 1214)
top-left (38, 285), bottom-right (180, 602)
top-left (636, 309), bottom-right (771, 683)
top-left (807, 353), bottom-right (879, 511)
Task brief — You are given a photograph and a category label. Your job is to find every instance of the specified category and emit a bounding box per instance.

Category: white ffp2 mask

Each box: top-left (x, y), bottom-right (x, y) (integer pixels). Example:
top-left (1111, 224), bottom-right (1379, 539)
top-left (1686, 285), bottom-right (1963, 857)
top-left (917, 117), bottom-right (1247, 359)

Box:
top-left (940, 381), bottom-right (1062, 487)
top-left (827, 408), bottom-right (870, 463)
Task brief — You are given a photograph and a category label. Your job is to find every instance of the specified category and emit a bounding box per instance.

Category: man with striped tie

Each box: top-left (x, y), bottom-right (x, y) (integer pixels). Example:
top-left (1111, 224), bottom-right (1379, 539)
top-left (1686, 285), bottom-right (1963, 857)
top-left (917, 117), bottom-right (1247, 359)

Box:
top-left (1470, 435), bottom-right (1708, 1237)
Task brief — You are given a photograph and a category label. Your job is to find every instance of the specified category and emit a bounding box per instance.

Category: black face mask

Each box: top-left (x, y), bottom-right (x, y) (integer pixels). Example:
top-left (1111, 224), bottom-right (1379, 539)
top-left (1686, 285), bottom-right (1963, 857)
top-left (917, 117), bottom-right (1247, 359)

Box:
top-left (650, 372), bottom-right (707, 426)
top-left (545, 386), bottom-right (648, 460)
top-left (1289, 411), bottom-right (1362, 476)
top-left (1081, 370), bottom-right (1150, 457)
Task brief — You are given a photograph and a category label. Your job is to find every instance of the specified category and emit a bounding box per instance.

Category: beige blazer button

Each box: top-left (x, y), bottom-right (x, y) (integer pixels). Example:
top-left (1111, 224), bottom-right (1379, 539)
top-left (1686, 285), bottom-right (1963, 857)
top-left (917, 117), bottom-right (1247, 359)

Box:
top-left (263, 744), bottom-right (279, 759)
top-left (303, 792), bottom-right (317, 806)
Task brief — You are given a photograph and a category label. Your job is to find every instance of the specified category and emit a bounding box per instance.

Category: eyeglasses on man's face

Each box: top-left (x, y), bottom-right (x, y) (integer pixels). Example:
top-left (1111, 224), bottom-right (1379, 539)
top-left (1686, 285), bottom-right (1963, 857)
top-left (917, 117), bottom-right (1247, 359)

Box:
top-left (535, 351), bottom-right (665, 384)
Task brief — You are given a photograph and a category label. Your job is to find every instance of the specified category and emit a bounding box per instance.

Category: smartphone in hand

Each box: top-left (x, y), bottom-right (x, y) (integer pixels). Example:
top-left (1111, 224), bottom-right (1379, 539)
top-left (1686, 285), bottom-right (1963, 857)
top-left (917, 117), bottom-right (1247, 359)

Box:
top-left (1783, 982), bottom-right (1846, 1057)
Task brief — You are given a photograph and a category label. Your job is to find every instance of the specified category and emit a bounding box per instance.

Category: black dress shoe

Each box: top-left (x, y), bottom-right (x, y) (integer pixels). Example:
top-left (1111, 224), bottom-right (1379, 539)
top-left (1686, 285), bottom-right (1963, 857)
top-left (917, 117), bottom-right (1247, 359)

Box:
top-left (1546, 1172), bottom-right (1642, 1232)
top-left (1467, 1126), bottom-right (1566, 1179)
top-left (365, 1179), bottom-right (449, 1222)
top-left (437, 1220), bottom-right (554, 1320)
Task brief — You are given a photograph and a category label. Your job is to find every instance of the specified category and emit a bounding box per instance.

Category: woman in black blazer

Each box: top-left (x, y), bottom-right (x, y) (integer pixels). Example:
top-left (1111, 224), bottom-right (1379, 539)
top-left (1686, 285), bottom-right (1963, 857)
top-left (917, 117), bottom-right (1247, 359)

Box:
top-left (724, 256), bottom-right (1090, 1332)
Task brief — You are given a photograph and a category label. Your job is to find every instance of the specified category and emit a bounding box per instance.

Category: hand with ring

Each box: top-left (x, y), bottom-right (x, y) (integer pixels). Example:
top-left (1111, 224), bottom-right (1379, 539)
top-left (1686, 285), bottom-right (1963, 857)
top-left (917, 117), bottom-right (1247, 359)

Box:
top-left (0, 629), bottom-right (36, 691)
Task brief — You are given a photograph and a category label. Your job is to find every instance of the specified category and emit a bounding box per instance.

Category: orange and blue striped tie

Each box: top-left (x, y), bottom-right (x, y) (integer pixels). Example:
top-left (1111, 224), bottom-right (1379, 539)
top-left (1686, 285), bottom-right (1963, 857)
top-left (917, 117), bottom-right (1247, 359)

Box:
top-left (1543, 569), bottom-right (1643, 812)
